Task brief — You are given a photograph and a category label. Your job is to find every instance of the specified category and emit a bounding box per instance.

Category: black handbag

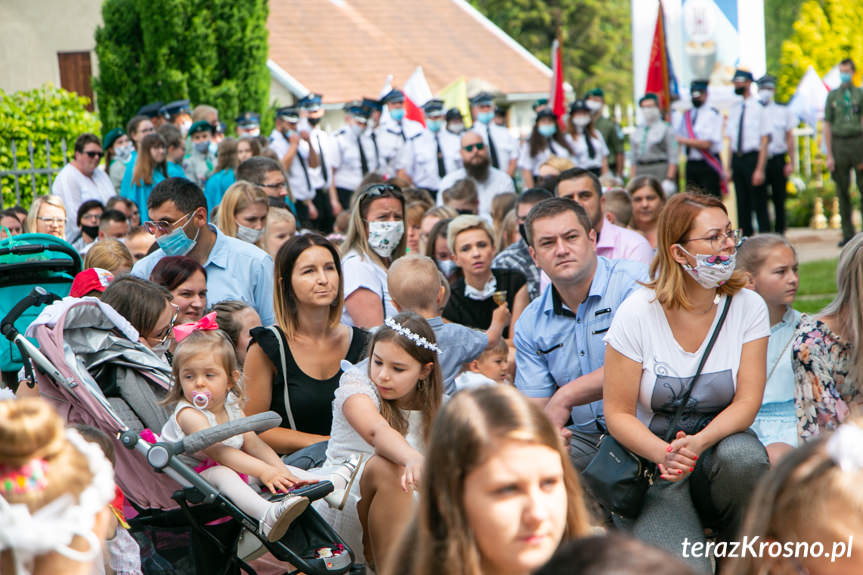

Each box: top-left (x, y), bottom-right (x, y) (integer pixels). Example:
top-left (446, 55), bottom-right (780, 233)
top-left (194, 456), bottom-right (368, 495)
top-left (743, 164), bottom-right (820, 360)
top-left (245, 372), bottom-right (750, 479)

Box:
top-left (581, 295), bottom-right (732, 518)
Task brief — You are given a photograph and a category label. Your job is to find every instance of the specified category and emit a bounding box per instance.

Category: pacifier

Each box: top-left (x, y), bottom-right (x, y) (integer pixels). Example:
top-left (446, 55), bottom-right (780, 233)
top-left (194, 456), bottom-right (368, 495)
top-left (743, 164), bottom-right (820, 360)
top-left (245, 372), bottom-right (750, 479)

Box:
top-left (192, 391), bottom-right (211, 409)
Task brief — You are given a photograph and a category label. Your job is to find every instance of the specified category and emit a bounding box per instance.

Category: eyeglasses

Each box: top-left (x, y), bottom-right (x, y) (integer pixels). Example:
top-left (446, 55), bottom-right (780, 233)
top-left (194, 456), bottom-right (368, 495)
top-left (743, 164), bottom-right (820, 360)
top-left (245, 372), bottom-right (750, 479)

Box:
top-left (681, 229), bottom-right (742, 250)
top-left (80, 213), bottom-right (102, 223)
top-left (83, 150), bottom-right (104, 159)
top-left (463, 142), bottom-right (485, 152)
top-left (143, 210), bottom-right (195, 235)
top-left (37, 217), bottom-right (65, 225)
top-left (260, 180), bottom-right (288, 190)
top-left (154, 305), bottom-right (179, 344)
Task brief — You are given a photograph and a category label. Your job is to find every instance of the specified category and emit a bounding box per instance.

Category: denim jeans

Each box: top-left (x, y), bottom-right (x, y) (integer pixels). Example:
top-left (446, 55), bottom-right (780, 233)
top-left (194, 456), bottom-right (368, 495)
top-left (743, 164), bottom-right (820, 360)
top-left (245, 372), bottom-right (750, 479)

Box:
top-left (281, 440), bottom-right (328, 470)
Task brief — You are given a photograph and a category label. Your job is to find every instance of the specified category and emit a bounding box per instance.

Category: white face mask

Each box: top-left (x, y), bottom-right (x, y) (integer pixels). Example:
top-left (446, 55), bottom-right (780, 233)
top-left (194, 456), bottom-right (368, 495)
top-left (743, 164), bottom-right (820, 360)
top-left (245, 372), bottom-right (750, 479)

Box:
top-left (572, 116), bottom-right (591, 129)
top-left (679, 247), bottom-right (737, 289)
top-left (236, 224), bottom-right (262, 244)
top-left (642, 108), bottom-right (661, 124)
top-left (349, 123), bottom-right (365, 137)
top-left (367, 221), bottom-right (404, 259)
top-left (586, 100), bottom-right (603, 113)
top-left (758, 89), bottom-right (774, 104)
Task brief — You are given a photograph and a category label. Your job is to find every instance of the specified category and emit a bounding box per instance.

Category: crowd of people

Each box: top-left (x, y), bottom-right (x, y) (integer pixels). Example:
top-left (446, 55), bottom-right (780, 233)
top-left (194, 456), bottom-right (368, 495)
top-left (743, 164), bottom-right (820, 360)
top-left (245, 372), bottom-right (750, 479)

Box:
top-left (1, 63), bottom-right (863, 575)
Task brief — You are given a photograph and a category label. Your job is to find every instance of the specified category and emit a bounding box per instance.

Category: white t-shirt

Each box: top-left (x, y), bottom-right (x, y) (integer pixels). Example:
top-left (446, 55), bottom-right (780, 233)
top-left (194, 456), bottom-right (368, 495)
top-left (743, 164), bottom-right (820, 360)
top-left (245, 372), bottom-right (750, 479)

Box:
top-left (604, 287), bottom-right (769, 438)
top-left (340, 249), bottom-right (397, 327)
top-left (51, 163), bottom-right (115, 238)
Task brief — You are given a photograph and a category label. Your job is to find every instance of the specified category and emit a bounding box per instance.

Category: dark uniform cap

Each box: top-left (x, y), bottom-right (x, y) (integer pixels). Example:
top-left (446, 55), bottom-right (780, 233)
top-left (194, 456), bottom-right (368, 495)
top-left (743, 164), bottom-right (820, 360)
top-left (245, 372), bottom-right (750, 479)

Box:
top-left (362, 97), bottom-right (383, 113)
top-left (344, 100), bottom-right (370, 121)
top-left (586, 88), bottom-right (605, 99)
top-left (639, 93), bottom-right (660, 106)
top-left (690, 80), bottom-right (709, 96)
top-left (381, 89), bottom-right (405, 105)
top-left (423, 99), bottom-right (445, 116)
top-left (732, 69), bottom-right (754, 83)
top-left (188, 120), bottom-right (214, 136)
top-left (159, 99), bottom-right (191, 119)
top-left (535, 108), bottom-right (557, 121)
top-left (445, 108), bottom-right (464, 122)
top-left (533, 98), bottom-right (549, 111)
top-left (235, 112), bottom-right (261, 127)
top-left (756, 74), bottom-right (777, 88)
top-left (102, 128), bottom-right (125, 150)
top-left (469, 91), bottom-right (494, 106)
top-left (298, 93), bottom-right (323, 111)
top-left (275, 106), bottom-right (300, 123)
top-left (137, 102), bottom-right (164, 118)
top-left (569, 99), bottom-right (590, 113)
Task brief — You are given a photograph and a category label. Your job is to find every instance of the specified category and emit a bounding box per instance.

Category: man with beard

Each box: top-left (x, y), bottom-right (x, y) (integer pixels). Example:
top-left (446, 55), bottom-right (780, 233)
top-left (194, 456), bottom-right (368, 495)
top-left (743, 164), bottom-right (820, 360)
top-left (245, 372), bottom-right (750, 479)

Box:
top-left (436, 131), bottom-right (515, 219)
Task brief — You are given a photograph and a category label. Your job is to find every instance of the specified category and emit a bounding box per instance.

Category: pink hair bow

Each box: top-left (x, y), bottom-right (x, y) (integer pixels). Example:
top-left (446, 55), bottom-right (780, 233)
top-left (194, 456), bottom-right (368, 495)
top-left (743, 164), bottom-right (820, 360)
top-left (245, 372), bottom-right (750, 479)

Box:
top-left (173, 312), bottom-right (219, 343)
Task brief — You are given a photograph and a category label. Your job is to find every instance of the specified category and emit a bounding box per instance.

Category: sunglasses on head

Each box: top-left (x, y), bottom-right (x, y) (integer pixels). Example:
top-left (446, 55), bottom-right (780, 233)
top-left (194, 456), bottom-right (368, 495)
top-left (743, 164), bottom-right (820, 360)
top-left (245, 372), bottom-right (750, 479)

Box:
top-left (463, 142), bottom-right (485, 152)
top-left (84, 150), bottom-right (104, 159)
top-left (361, 183), bottom-right (403, 200)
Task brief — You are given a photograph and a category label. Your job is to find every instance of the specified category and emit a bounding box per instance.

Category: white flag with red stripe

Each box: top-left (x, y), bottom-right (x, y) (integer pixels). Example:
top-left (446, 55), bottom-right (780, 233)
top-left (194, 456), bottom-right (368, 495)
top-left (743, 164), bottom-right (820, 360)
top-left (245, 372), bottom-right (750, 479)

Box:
top-left (403, 66), bottom-right (434, 127)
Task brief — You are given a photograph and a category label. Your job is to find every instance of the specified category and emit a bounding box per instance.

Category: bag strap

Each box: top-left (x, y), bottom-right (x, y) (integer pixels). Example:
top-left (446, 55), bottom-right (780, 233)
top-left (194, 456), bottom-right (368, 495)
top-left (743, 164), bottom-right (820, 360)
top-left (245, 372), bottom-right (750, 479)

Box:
top-left (267, 326), bottom-right (297, 430)
top-left (662, 295), bottom-right (732, 443)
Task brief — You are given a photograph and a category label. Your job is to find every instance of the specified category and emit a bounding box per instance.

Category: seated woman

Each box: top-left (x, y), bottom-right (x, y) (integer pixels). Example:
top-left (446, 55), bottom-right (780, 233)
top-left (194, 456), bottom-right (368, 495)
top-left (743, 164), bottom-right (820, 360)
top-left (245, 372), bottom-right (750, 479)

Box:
top-left (386, 385), bottom-right (593, 575)
top-left (793, 233), bottom-right (863, 442)
top-left (244, 234), bottom-right (370, 469)
top-left (150, 255), bottom-right (208, 324)
top-left (442, 215), bottom-right (527, 339)
top-left (627, 175), bottom-right (666, 250)
top-left (339, 183), bottom-right (406, 328)
top-left (602, 192), bottom-right (770, 571)
top-left (26, 195), bottom-right (67, 240)
top-left (0, 398), bottom-right (116, 575)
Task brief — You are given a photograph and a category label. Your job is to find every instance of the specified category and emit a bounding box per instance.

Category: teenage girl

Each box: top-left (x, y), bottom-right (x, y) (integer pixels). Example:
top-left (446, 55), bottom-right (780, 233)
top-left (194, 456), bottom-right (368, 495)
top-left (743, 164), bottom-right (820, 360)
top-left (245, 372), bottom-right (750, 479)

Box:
top-left (737, 234), bottom-right (801, 464)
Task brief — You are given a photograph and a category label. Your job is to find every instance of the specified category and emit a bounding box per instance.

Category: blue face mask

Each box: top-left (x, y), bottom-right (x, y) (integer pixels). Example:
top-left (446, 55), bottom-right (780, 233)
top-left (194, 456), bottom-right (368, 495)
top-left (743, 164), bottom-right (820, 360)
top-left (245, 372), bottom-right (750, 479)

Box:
top-left (389, 108), bottom-right (405, 122)
top-left (840, 72), bottom-right (853, 85)
top-left (538, 124), bottom-right (557, 138)
top-left (477, 111), bottom-right (494, 125)
top-left (194, 141), bottom-right (210, 155)
top-left (427, 119), bottom-right (442, 132)
top-left (156, 212), bottom-right (200, 256)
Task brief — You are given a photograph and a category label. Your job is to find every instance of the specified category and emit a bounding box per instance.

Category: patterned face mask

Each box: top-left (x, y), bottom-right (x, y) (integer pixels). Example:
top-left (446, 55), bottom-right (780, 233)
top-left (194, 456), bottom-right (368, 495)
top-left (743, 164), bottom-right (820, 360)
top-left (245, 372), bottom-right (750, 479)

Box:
top-left (367, 221), bottom-right (404, 259)
top-left (678, 246), bottom-right (736, 289)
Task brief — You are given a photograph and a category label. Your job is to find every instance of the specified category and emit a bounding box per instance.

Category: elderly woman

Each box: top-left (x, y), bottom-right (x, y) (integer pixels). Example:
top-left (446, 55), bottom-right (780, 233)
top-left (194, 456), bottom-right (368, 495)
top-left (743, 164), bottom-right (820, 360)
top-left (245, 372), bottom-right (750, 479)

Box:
top-left (602, 192), bottom-right (770, 570)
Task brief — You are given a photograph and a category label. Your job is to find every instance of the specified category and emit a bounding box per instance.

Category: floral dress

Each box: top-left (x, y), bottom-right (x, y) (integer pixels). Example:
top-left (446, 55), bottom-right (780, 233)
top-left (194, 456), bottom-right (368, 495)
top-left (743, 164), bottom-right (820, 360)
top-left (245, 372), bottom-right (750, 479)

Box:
top-left (792, 315), bottom-right (858, 441)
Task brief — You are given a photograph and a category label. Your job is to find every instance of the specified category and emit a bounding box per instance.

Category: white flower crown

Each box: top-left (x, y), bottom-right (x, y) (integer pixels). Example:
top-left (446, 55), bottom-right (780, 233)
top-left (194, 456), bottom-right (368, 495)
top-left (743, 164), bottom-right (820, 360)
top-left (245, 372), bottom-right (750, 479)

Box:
top-left (384, 317), bottom-right (442, 354)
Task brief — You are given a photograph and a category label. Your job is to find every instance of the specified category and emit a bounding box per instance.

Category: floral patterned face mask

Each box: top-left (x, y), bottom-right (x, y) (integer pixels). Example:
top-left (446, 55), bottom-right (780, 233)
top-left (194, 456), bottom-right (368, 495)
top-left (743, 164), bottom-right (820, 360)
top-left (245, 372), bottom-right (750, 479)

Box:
top-left (367, 221), bottom-right (404, 259)
top-left (678, 246), bottom-right (736, 289)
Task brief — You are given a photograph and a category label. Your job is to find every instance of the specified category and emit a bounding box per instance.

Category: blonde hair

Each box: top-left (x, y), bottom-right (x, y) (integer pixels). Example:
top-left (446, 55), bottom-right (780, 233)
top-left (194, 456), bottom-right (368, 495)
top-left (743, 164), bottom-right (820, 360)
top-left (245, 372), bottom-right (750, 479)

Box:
top-left (446, 214), bottom-right (494, 255)
top-left (496, 209), bottom-right (517, 253)
top-left (736, 233), bottom-right (796, 274)
top-left (340, 184), bottom-right (407, 267)
top-left (215, 181), bottom-right (268, 238)
top-left (820, 233), bottom-right (863, 384)
top-left (603, 188), bottom-right (632, 227)
top-left (491, 192), bottom-right (517, 235)
top-left (387, 254), bottom-right (442, 313)
top-left (82, 239), bottom-right (134, 273)
top-left (262, 206), bottom-right (296, 256)
top-left (163, 330), bottom-right (242, 407)
top-left (406, 201), bottom-right (428, 228)
top-left (725, 419), bottom-right (863, 575)
top-left (540, 155), bottom-right (576, 174)
top-left (388, 385), bottom-right (593, 575)
top-left (26, 195), bottom-right (66, 236)
top-left (645, 193), bottom-right (746, 310)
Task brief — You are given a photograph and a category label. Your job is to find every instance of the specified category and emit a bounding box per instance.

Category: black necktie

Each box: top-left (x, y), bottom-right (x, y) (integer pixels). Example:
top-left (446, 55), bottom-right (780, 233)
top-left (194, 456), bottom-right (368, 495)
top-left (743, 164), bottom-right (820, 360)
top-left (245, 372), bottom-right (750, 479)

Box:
top-left (486, 127), bottom-right (500, 169)
top-left (737, 102), bottom-right (745, 154)
top-left (398, 121), bottom-right (406, 142)
top-left (317, 134), bottom-right (327, 185)
top-left (357, 137), bottom-right (369, 175)
top-left (435, 134), bottom-right (446, 178)
top-left (370, 132), bottom-right (379, 171)
top-left (297, 149), bottom-right (311, 193)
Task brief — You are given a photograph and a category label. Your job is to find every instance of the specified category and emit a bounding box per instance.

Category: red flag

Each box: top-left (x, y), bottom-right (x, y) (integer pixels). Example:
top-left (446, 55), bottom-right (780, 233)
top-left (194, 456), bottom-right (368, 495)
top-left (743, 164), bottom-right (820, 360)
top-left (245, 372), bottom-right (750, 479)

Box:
top-left (403, 66), bottom-right (433, 127)
top-left (645, 1), bottom-right (671, 113)
top-left (549, 38), bottom-right (566, 127)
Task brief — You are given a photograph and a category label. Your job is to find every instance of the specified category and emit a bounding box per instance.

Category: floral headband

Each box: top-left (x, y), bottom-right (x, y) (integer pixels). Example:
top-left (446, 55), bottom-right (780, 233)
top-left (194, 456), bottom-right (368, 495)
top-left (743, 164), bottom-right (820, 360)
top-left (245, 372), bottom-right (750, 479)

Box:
top-left (384, 317), bottom-right (442, 354)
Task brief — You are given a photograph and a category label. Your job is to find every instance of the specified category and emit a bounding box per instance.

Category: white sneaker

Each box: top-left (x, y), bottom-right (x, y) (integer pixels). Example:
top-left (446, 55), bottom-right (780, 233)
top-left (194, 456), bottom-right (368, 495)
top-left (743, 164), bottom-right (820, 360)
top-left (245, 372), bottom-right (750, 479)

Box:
top-left (324, 454), bottom-right (364, 511)
top-left (259, 495), bottom-right (309, 542)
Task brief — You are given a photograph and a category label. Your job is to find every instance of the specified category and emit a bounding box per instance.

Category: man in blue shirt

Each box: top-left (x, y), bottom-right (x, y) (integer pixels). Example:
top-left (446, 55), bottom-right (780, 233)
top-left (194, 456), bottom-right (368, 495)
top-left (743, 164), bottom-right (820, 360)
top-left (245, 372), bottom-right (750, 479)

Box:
top-left (131, 178), bottom-right (275, 325)
top-left (514, 197), bottom-right (648, 470)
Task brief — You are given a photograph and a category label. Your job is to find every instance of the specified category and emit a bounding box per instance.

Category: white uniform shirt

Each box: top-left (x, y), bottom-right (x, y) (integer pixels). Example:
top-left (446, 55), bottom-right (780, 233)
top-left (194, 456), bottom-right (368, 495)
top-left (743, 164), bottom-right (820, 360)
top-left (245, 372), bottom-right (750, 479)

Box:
top-left (436, 167), bottom-right (515, 218)
top-left (726, 97), bottom-right (771, 155)
top-left (674, 106), bottom-right (723, 160)
top-left (517, 138), bottom-right (573, 175)
top-left (331, 128), bottom-right (379, 192)
top-left (269, 130), bottom-right (316, 201)
top-left (395, 129), bottom-right (451, 191)
top-left (377, 116), bottom-right (424, 177)
top-left (51, 163), bottom-right (115, 238)
top-left (564, 131), bottom-right (609, 171)
top-left (439, 129), bottom-right (464, 174)
top-left (309, 126), bottom-right (334, 190)
top-left (471, 122), bottom-right (518, 171)
top-left (761, 101), bottom-right (797, 157)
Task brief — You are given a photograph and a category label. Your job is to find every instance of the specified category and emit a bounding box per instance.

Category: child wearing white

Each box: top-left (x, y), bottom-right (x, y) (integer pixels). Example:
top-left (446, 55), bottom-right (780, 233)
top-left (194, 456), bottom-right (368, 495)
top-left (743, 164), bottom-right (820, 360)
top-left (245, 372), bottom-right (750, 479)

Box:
top-left (454, 337), bottom-right (510, 390)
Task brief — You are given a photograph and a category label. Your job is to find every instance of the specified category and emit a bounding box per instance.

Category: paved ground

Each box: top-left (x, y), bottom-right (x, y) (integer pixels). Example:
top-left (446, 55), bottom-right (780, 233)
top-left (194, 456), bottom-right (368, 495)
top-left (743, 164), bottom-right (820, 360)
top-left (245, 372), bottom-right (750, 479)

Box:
top-left (784, 228), bottom-right (842, 263)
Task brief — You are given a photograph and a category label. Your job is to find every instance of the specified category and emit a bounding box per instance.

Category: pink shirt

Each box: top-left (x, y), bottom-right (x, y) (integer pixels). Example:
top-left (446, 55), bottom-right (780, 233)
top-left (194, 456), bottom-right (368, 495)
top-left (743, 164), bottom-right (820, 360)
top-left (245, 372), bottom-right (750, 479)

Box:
top-left (538, 220), bottom-right (653, 292)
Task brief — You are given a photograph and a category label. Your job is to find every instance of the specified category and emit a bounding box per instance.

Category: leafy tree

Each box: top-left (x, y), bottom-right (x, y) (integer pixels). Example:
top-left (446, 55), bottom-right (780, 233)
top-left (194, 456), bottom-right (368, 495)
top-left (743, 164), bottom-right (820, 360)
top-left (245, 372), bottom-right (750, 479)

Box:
top-left (764, 0), bottom-right (804, 75)
top-left (94, 0), bottom-right (270, 133)
top-left (468, 0), bottom-right (632, 105)
top-left (777, 0), bottom-right (863, 100)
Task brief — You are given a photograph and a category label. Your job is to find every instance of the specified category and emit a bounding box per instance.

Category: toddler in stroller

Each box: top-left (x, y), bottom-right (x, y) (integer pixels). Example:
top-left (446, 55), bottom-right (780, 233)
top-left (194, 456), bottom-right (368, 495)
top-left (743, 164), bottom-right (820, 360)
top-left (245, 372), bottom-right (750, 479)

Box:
top-left (6, 293), bottom-right (358, 574)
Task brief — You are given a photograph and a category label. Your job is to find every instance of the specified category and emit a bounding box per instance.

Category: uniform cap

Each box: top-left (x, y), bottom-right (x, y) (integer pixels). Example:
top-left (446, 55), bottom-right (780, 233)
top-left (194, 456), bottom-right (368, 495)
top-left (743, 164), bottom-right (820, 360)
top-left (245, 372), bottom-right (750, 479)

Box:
top-left (102, 128), bottom-right (125, 150)
top-left (188, 120), bottom-right (214, 136)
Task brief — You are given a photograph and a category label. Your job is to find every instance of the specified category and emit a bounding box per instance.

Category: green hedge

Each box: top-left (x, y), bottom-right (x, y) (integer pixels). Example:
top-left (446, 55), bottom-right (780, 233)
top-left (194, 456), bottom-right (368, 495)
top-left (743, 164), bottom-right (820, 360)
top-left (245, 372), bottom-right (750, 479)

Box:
top-left (0, 85), bottom-right (101, 210)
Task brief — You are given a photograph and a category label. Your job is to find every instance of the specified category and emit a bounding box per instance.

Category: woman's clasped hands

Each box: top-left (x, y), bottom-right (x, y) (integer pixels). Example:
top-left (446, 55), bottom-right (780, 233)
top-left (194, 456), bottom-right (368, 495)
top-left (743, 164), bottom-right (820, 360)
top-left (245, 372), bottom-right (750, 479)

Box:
top-left (657, 430), bottom-right (702, 482)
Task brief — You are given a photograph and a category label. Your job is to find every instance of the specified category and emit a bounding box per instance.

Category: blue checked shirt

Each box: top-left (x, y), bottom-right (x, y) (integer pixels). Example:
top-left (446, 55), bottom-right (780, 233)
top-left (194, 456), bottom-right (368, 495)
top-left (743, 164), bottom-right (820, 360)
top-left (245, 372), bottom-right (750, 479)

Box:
top-left (514, 256), bottom-right (649, 432)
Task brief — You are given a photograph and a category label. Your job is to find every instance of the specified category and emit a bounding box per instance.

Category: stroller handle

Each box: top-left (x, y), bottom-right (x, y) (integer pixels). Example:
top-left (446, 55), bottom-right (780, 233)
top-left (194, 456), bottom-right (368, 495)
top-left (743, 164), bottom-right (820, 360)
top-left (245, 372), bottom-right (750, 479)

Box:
top-left (1, 287), bottom-right (60, 340)
top-left (181, 411), bottom-right (283, 455)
